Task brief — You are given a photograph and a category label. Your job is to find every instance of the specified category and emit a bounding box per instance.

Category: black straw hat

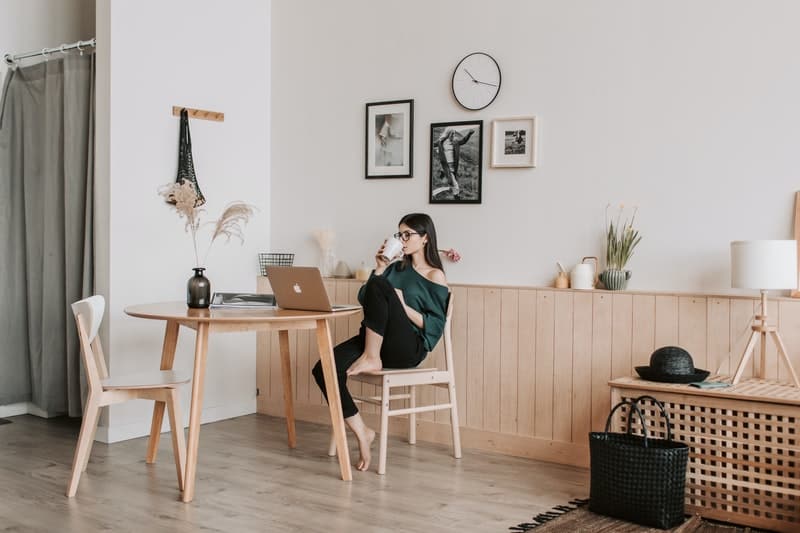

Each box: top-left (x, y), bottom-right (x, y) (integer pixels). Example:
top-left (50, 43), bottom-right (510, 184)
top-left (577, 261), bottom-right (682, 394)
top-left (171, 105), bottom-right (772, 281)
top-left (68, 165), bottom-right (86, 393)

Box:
top-left (635, 346), bottom-right (709, 383)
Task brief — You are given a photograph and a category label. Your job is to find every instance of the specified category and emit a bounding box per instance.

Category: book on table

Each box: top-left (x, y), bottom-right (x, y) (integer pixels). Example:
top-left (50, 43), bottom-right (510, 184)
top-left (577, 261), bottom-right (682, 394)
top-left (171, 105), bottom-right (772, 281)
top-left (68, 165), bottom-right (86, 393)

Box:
top-left (210, 292), bottom-right (276, 308)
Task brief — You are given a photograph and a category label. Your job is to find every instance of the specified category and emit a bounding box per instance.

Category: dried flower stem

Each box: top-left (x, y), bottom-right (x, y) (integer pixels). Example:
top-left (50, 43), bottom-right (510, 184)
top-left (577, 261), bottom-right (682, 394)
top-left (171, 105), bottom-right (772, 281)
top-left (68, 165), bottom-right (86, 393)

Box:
top-left (203, 202), bottom-right (256, 265)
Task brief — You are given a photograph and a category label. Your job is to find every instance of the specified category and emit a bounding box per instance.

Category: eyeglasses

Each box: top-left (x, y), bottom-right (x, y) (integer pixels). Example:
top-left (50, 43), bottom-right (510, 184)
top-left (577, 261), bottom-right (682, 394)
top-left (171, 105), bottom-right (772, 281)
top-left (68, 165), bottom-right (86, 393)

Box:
top-left (394, 231), bottom-right (421, 242)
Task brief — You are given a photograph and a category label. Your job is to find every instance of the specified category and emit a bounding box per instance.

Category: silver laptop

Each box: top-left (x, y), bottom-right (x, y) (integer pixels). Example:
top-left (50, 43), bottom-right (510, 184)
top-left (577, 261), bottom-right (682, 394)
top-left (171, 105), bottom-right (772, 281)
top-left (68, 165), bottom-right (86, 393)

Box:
top-left (265, 266), bottom-right (362, 312)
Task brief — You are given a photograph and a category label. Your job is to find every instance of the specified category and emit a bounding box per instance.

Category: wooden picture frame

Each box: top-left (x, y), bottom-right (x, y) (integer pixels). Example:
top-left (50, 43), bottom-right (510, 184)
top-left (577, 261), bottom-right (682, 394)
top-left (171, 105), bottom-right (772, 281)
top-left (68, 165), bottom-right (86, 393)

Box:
top-left (365, 99), bottom-right (413, 178)
top-left (490, 116), bottom-right (537, 168)
top-left (429, 120), bottom-right (483, 204)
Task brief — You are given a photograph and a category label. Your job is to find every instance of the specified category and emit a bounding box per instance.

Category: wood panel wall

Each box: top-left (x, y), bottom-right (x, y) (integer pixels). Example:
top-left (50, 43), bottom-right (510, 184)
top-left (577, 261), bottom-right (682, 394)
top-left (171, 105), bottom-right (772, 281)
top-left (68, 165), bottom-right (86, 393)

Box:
top-left (256, 278), bottom-right (800, 468)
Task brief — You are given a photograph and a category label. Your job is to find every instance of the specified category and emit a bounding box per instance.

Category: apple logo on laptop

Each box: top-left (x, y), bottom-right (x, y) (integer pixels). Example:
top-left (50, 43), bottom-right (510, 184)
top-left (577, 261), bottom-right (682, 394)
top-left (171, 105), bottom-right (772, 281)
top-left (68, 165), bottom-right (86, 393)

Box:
top-left (293, 283), bottom-right (302, 294)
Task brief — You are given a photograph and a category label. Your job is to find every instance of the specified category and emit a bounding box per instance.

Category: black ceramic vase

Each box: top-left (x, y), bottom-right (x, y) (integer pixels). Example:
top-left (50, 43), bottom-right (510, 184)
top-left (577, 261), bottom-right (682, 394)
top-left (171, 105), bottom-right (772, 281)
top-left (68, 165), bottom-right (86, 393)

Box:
top-left (187, 267), bottom-right (211, 308)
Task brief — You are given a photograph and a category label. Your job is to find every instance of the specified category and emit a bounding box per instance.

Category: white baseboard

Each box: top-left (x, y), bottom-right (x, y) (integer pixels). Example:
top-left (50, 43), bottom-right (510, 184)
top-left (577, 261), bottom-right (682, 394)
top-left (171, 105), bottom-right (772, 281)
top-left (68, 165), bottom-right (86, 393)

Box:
top-left (0, 402), bottom-right (55, 418)
top-left (0, 403), bottom-right (28, 418)
top-left (95, 399), bottom-right (257, 443)
top-left (25, 403), bottom-right (51, 418)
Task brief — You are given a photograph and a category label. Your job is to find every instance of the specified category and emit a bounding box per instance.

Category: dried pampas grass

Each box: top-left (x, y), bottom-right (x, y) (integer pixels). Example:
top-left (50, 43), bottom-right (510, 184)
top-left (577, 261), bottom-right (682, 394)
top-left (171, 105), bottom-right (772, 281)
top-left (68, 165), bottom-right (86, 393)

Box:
top-left (160, 181), bottom-right (256, 266)
top-left (205, 202), bottom-right (256, 263)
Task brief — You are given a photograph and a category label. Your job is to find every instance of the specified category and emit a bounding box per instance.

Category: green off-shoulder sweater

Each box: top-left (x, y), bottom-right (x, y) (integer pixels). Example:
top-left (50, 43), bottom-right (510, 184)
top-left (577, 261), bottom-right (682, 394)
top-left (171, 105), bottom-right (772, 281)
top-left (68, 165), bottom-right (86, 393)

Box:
top-left (358, 263), bottom-right (449, 352)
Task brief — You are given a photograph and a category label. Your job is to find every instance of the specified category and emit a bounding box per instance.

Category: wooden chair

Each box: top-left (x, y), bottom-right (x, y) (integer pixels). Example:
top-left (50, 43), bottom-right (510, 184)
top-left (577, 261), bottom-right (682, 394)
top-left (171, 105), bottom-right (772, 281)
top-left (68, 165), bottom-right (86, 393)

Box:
top-left (67, 295), bottom-right (189, 497)
top-left (330, 296), bottom-right (462, 474)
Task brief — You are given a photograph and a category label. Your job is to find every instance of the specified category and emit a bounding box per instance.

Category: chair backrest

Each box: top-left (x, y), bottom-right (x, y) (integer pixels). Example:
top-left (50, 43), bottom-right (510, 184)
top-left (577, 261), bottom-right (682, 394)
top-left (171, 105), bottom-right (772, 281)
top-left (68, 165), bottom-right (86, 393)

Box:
top-left (441, 293), bottom-right (455, 374)
top-left (71, 295), bottom-right (109, 393)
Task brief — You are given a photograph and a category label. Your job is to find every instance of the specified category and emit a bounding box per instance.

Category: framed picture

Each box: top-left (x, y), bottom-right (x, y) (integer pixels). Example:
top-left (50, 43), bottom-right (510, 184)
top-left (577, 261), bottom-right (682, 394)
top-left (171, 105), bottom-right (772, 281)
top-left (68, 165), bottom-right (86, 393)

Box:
top-left (429, 120), bottom-right (483, 204)
top-left (365, 99), bottom-right (413, 178)
top-left (490, 116), bottom-right (537, 168)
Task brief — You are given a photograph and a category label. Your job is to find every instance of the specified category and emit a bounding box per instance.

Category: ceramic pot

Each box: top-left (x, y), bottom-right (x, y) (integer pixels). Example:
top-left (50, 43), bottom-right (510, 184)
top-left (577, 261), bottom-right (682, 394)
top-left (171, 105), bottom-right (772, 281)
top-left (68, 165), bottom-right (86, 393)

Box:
top-left (600, 269), bottom-right (631, 291)
top-left (187, 267), bottom-right (211, 308)
top-left (555, 271), bottom-right (570, 289)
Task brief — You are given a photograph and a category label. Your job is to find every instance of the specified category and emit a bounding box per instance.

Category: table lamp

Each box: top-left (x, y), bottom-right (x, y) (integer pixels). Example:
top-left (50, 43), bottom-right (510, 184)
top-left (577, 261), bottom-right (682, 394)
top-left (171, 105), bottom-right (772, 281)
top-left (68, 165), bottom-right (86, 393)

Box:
top-left (730, 240), bottom-right (800, 386)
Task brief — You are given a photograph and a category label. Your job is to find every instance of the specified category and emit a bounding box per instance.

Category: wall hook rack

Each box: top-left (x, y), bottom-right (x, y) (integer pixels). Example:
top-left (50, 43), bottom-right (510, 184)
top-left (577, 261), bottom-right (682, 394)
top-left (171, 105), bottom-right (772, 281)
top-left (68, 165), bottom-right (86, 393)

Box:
top-left (172, 106), bottom-right (224, 122)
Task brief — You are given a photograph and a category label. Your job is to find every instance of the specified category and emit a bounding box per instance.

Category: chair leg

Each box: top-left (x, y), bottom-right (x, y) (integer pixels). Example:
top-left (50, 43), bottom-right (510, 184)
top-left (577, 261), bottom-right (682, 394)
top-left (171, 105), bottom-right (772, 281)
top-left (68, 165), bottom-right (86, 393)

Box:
top-left (66, 398), bottom-right (101, 497)
top-left (448, 381), bottom-right (462, 459)
top-left (408, 385), bottom-right (416, 445)
top-left (327, 431), bottom-right (337, 457)
top-left (81, 407), bottom-right (101, 473)
top-left (378, 381), bottom-right (390, 475)
top-left (146, 400), bottom-right (166, 464)
top-left (166, 389), bottom-right (187, 492)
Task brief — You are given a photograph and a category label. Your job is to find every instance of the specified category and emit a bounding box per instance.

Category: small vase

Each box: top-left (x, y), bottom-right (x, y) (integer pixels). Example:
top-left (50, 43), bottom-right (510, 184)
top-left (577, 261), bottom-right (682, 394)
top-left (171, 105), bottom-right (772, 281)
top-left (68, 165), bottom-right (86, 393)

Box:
top-left (187, 267), bottom-right (211, 308)
top-left (320, 248), bottom-right (336, 278)
top-left (600, 269), bottom-right (631, 291)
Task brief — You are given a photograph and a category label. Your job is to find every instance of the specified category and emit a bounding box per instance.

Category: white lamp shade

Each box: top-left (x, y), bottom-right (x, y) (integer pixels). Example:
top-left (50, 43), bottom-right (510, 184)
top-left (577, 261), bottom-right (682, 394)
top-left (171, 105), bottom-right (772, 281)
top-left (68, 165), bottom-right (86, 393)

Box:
top-left (731, 240), bottom-right (798, 289)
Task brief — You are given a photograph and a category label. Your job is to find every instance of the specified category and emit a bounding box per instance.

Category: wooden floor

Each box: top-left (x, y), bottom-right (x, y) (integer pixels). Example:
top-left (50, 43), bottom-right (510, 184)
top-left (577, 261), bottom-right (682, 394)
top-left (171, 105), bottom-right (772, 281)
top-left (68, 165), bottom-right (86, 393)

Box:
top-left (0, 413), bottom-right (588, 532)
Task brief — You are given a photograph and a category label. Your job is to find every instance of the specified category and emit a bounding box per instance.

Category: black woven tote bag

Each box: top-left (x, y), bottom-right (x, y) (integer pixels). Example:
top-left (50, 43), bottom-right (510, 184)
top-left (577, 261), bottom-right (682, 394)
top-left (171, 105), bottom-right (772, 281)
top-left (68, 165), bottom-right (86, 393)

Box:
top-left (589, 395), bottom-right (689, 529)
top-left (169, 107), bottom-right (205, 206)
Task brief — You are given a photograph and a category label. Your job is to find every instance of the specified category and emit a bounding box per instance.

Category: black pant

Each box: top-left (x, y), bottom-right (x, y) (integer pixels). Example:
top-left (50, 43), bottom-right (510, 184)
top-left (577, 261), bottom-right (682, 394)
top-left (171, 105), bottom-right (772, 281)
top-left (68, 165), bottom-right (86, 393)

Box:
top-left (312, 275), bottom-right (426, 418)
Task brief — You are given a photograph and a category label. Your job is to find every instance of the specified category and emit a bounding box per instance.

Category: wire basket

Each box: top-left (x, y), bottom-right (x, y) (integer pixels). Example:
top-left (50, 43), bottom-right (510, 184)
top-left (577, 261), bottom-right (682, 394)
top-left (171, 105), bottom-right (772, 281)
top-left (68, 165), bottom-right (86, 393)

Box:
top-left (258, 253), bottom-right (294, 276)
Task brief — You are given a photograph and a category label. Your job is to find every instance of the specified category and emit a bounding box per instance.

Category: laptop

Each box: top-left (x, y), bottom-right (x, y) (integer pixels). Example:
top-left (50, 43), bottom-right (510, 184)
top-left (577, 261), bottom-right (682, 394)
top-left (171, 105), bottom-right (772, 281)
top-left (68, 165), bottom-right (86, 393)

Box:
top-left (264, 266), bottom-right (362, 312)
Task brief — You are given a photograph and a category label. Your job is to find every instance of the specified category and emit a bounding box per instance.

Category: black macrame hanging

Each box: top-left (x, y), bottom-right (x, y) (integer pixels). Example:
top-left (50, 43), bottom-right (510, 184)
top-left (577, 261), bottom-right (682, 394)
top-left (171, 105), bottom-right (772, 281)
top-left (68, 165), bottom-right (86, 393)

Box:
top-left (169, 107), bottom-right (206, 206)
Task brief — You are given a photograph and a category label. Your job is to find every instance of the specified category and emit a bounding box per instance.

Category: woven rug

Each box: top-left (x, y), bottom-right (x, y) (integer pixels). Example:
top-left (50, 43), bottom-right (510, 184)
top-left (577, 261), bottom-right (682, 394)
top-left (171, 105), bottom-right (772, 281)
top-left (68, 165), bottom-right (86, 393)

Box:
top-left (510, 501), bottom-right (768, 532)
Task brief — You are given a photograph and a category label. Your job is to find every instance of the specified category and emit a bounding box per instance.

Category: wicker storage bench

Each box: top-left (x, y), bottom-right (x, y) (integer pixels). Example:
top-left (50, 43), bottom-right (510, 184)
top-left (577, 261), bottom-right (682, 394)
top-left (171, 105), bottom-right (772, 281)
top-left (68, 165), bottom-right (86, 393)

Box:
top-left (609, 377), bottom-right (800, 533)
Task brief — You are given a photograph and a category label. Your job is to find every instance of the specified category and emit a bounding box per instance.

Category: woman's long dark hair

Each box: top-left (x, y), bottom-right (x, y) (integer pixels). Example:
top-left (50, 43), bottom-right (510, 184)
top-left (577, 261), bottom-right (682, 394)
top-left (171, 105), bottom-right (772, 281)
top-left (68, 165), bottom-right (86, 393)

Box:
top-left (397, 213), bottom-right (444, 272)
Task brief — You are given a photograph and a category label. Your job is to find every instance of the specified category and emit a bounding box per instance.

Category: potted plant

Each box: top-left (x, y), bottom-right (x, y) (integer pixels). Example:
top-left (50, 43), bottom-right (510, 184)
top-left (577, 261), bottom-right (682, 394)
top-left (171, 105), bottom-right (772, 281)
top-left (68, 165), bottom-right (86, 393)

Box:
top-left (600, 204), bottom-right (642, 290)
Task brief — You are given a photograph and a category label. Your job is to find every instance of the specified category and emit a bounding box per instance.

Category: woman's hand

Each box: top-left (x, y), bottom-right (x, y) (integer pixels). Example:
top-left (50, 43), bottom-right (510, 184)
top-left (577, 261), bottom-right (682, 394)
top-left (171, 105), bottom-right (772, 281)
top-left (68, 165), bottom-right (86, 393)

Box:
top-left (375, 239), bottom-right (402, 274)
top-left (374, 240), bottom-right (391, 274)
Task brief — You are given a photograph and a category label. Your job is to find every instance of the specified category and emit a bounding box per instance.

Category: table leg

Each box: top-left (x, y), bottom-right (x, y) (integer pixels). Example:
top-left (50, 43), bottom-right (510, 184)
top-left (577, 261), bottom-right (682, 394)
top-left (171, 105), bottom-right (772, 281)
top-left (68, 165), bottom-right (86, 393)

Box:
top-left (278, 330), bottom-right (297, 448)
top-left (315, 319), bottom-right (352, 481)
top-left (146, 320), bottom-right (180, 463)
top-left (182, 322), bottom-right (209, 503)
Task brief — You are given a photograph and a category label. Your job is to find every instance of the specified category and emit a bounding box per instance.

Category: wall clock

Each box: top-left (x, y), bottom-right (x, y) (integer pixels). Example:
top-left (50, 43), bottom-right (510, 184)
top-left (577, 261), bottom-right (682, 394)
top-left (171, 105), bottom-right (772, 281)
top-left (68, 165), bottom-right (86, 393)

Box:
top-left (451, 52), bottom-right (501, 111)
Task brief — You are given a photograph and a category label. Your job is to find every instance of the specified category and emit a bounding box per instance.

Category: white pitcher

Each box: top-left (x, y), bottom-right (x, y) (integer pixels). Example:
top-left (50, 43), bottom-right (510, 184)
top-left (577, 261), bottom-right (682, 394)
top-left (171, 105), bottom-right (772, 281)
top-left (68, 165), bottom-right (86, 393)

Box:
top-left (570, 263), bottom-right (595, 290)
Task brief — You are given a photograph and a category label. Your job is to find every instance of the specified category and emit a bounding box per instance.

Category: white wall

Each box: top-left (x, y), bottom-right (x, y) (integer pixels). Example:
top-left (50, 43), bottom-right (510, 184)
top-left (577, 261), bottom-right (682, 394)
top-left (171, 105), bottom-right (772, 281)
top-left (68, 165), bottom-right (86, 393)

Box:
top-left (271, 0), bottom-right (800, 292)
top-left (0, 0), bottom-right (95, 415)
top-left (95, 0), bottom-right (270, 441)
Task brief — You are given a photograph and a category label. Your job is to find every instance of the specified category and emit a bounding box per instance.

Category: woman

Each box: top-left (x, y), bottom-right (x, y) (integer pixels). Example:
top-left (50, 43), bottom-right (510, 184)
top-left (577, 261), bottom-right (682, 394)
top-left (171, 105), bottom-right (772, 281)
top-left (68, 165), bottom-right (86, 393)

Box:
top-left (312, 213), bottom-right (450, 472)
top-left (436, 126), bottom-right (474, 197)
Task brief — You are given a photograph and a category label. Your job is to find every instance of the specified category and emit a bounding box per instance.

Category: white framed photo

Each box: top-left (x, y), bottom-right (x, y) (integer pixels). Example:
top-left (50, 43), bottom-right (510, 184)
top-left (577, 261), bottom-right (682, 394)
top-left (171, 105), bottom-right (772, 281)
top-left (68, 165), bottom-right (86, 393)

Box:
top-left (490, 116), bottom-right (537, 168)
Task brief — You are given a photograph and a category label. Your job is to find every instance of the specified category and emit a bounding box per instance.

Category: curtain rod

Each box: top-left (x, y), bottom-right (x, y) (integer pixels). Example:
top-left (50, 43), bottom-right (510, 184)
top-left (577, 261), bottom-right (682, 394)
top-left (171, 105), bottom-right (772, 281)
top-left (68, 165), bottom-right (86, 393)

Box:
top-left (3, 38), bottom-right (96, 66)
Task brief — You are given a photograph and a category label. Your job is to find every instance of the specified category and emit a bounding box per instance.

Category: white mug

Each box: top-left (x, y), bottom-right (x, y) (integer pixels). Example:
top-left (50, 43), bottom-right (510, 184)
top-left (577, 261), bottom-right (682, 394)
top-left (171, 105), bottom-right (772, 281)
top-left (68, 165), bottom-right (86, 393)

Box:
top-left (381, 236), bottom-right (404, 260)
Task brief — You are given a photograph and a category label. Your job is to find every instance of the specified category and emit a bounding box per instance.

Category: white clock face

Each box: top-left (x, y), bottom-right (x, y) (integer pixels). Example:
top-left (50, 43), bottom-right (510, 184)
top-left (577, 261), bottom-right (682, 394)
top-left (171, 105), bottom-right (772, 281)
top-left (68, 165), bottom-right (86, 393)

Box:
top-left (452, 52), bottom-right (501, 111)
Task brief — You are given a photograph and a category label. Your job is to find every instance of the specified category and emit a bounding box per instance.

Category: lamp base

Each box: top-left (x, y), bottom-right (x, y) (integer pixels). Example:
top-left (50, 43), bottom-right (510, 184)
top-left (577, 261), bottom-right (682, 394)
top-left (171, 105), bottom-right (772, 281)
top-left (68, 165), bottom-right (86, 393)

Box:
top-left (731, 292), bottom-right (800, 387)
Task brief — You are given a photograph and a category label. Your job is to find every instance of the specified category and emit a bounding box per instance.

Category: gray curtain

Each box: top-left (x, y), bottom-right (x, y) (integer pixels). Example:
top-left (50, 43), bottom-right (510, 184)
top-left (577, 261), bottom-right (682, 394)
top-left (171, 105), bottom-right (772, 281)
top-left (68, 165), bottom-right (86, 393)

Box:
top-left (0, 54), bottom-right (95, 417)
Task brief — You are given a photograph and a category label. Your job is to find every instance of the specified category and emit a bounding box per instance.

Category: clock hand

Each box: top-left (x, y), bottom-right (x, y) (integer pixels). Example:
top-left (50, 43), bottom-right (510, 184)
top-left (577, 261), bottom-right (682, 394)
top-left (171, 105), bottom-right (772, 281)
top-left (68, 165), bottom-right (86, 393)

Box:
top-left (463, 68), bottom-right (478, 82)
top-left (475, 80), bottom-right (498, 87)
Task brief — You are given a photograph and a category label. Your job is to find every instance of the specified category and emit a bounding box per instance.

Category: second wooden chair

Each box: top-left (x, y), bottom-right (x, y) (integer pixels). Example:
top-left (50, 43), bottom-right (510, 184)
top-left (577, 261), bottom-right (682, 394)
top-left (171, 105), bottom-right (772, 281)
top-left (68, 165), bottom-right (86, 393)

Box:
top-left (67, 295), bottom-right (189, 497)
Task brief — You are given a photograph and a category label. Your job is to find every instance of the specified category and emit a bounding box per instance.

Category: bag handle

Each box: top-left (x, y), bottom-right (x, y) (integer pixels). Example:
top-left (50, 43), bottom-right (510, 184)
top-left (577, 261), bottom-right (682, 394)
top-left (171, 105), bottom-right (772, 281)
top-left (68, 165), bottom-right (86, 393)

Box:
top-left (177, 108), bottom-right (189, 171)
top-left (631, 395), bottom-right (674, 442)
top-left (603, 399), bottom-right (649, 448)
top-left (180, 107), bottom-right (192, 148)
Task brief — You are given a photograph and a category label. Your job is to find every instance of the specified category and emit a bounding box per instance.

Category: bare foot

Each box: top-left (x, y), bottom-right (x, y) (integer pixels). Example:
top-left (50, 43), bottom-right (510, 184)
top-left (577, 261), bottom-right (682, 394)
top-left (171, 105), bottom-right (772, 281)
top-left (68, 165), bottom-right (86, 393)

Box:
top-left (347, 353), bottom-right (382, 376)
top-left (356, 427), bottom-right (376, 471)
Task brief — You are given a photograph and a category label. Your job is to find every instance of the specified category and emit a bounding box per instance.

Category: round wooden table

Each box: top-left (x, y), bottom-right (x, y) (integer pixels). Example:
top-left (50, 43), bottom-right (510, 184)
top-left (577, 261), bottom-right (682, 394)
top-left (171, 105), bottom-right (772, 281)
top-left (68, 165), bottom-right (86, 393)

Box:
top-left (124, 302), bottom-right (361, 502)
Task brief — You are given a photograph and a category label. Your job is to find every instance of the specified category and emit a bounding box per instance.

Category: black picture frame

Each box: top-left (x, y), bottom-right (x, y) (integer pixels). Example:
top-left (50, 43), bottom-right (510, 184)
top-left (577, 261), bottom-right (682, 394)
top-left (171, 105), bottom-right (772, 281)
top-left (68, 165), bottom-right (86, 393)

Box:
top-left (365, 99), bottom-right (414, 179)
top-left (429, 120), bottom-right (483, 204)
